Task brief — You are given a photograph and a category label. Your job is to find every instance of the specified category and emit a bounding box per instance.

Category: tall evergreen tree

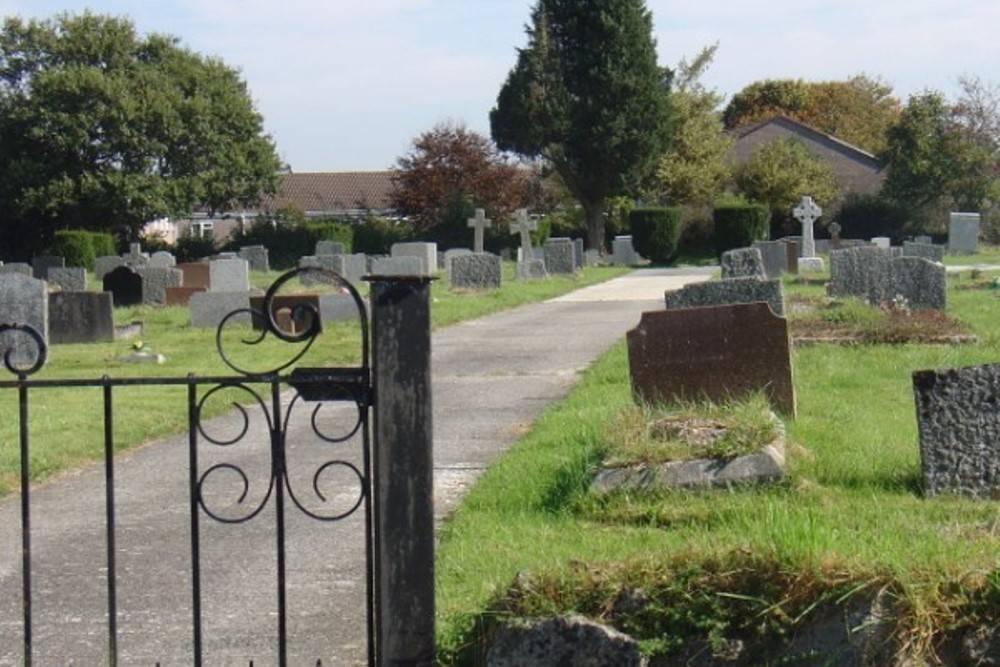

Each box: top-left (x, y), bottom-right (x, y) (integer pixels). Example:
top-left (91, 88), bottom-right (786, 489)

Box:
top-left (490, 0), bottom-right (672, 253)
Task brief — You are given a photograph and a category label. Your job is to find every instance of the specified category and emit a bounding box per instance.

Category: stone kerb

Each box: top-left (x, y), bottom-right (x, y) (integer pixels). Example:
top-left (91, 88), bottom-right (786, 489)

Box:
top-left (720, 247), bottom-right (766, 279)
top-left (0, 272), bottom-right (49, 367)
top-left (627, 302), bottom-right (796, 417)
top-left (664, 277), bottom-right (785, 317)
top-left (391, 242), bottom-right (438, 274)
top-left (543, 237), bottom-right (576, 275)
top-left (913, 363), bottom-right (1000, 497)
top-left (450, 253), bottom-right (502, 289)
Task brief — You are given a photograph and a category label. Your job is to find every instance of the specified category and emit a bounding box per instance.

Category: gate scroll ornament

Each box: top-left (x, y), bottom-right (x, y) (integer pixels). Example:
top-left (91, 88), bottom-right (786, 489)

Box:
top-left (1, 267), bottom-right (379, 667)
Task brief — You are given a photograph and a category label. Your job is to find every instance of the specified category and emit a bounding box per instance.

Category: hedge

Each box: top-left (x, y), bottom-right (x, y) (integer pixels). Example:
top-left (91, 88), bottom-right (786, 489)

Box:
top-left (712, 204), bottom-right (771, 256)
top-left (50, 230), bottom-right (116, 269)
top-left (629, 207), bottom-right (682, 265)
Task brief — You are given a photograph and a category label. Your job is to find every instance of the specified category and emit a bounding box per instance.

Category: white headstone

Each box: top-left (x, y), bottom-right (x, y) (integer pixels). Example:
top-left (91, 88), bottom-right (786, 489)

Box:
top-left (871, 237), bottom-right (891, 249)
top-left (792, 196), bottom-right (825, 272)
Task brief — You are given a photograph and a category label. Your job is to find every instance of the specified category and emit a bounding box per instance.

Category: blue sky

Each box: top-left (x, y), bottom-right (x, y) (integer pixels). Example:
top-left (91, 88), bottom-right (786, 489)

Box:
top-left (2, 1), bottom-right (999, 172)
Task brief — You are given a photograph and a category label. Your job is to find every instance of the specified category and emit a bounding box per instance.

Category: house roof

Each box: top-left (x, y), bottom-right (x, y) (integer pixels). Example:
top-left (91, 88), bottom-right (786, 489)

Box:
top-left (262, 171), bottom-right (395, 214)
top-left (728, 116), bottom-right (886, 195)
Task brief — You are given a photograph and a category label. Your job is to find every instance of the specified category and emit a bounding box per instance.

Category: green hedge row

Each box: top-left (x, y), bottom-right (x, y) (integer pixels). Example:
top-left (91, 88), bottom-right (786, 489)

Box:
top-left (50, 230), bottom-right (116, 268)
top-left (712, 204), bottom-right (771, 256)
top-left (227, 221), bottom-right (354, 270)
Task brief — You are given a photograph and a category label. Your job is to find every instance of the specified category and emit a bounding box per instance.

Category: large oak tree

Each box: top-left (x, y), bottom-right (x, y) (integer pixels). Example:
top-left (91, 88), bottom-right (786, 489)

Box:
top-left (0, 12), bottom-right (281, 259)
top-left (490, 0), bottom-right (672, 253)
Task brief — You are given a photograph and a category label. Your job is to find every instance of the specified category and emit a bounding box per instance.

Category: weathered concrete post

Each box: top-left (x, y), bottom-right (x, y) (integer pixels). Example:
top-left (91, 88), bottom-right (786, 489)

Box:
top-left (368, 275), bottom-right (435, 667)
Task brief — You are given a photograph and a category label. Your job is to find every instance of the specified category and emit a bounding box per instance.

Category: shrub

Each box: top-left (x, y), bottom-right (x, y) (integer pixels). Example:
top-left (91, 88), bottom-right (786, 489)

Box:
top-left (352, 217), bottom-right (415, 255)
top-left (836, 193), bottom-right (913, 243)
top-left (226, 218), bottom-right (354, 269)
top-left (629, 207), bottom-right (682, 265)
top-left (174, 233), bottom-right (217, 262)
top-left (50, 230), bottom-right (115, 268)
top-left (712, 202), bottom-right (770, 256)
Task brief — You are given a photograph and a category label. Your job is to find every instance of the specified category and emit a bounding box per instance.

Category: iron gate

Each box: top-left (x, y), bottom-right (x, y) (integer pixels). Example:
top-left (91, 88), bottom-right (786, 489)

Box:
top-left (0, 268), bottom-right (435, 666)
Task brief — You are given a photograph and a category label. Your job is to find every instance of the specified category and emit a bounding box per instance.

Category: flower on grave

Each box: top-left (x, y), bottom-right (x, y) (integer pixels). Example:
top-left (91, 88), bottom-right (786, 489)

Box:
top-left (132, 340), bottom-right (144, 350)
top-left (891, 293), bottom-right (911, 314)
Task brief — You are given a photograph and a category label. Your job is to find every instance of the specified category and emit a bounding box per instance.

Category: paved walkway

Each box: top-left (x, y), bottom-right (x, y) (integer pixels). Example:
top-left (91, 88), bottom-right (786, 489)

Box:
top-left (0, 267), bottom-right (713, 666)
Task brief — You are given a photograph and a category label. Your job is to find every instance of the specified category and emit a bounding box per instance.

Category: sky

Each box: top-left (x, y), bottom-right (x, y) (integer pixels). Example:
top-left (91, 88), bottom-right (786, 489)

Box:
top-left (1, 1), bottom-right (999, 172)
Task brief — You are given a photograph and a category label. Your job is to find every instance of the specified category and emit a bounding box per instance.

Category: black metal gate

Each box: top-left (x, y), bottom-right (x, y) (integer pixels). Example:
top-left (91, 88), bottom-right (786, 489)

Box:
top-left (0, 267), bottom-right (414, 666)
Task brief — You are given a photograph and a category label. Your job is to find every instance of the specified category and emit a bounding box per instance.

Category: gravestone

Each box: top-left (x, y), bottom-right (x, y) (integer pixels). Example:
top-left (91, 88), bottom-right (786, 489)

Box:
top-left (136, 266), bottom-right (183, 305)
top-left (300, 252), bottom-right (369, 286)
top-left (189, 291), bottom-right (252, 328)
top-left (102, 266), bottom-right (143, 307)
top-left (164, 286), bottom-right (205, 306)
top-left (891, 256), bottom-right (946, 310)
top-left (0, 263), bottom-right (32, 277)
top-left (238, 245), bottom-right (269, 273)
top-left (627, 302), bottom-right (795, 416)
top-left (209, 258), bottom-right (250, 293)
top-left (913, 363), bottom-right (1000, 497)
top-left (148, 251), bottom-right (177, 268)
top-left (371, 256), bottom-right (424, 276)
top-left (443, 248), bottom-right (474, 283)
top-left (612, 236), bottom-right (638, 266)
top-left (94, 256), bottom-right (125, 281)
top-left (665, 277), bottom-right (785, 317)
top-left (720, 247), bottom-right (766, 279)
top-left (249, 294), bottom-right (320, 335)
top-left (752, 241), bottom-right (789, 279)
top-left (48, 292), bottom-right (114, 344)
top-left (516, 260), bottom-right (548, 280)
top-left (467, 208), bottom-right (491, 253)
top-left (46, 267), bottom-right (86, 292)
top-left (871, 237), bottom-right (891, 249)
top-left (543, 237), bottom-right (576, 275)
top-left (792, 196), bottom-right (824, 272)
top-left (902, 241), bottom-right (945, 263)
top-left (450, 253), bottom-right (502, 289)
top-left (914, 235), bottom-right (933, 244)
top-left (123, 243), bottom-right (149, 268)
top-left (509, 209), bottom-right (536, 259)
top-left (32, 255), bottom-right (65, 280)
top-left (316, 240), bottom-right (345, 257)
top-left (176, 262), bottom-right (211, 289)
top-left (0, 273), bottom-right (48, 368)
top-left (584, 249), bottom-right (600, 267)
top-left (829, 247), bottom-right (892, 303)
top-left (948, 212), bottom-right (981, 254)
top-left (573, 238), bottom-right (585, 269)
top-left (780, 240), bottom-right (799, 275)
top-left (391, 242), bottom-right (438, 274)
top-left (828, 221), bottom-right (842, 249)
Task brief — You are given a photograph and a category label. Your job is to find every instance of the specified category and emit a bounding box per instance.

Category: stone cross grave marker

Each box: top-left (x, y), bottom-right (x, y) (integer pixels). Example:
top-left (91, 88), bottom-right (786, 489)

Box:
top-left (467, 208), bottom-right (491, 253)
top-left (793, 195), bottom-right (824, 271)
top-left (828, 221), bottom-right (842, 249)
top-left (509, 208), bottom-right (536, 258)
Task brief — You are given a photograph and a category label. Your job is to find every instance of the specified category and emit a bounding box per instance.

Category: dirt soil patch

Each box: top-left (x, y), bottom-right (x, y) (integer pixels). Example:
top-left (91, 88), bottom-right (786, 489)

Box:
top-left (789, 300), bottom-right (976, 345)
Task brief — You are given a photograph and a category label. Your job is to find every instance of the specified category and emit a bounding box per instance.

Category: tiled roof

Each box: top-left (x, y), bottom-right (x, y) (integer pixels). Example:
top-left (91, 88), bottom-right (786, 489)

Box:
top-left (262, 171), bottom-right (396, 214)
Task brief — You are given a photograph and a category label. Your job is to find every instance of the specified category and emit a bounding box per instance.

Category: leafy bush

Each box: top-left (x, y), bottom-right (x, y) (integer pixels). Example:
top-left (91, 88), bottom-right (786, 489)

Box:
top-left (836, 193), bottom-right (913, 243)
top-left (629, 207), bottom-right (682, 265)
top-left (352, 217), bottom-right (415, 255)
top-left (712, 202), bottom-right (770, 256)
top-left (50, 230), bottom-right (115, 268)
top-left (174, 233), bottom-right (217, 262)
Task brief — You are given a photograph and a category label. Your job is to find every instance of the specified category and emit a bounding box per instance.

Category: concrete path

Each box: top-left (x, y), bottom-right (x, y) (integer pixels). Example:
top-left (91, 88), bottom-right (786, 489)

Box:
top-left (0, 267), bottom-right (713, 666)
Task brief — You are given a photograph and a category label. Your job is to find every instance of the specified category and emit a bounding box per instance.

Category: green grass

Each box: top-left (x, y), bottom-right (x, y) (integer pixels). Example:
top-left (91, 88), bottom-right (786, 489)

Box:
top-left (0, 264), bottom-right (629, 495)
top-left (434, 274), bottom-right (1000, 664)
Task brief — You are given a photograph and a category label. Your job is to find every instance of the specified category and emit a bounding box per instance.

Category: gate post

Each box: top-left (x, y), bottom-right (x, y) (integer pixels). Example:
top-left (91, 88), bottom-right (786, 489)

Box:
top-left (368, 275), bottom-right (435, 667)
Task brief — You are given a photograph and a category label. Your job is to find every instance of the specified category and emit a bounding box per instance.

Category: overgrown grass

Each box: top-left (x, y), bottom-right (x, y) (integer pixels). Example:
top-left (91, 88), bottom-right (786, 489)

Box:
top-left (0, 264), bottom-right (628, 495)
top-left (434, 273), bottom-right (1000, 665)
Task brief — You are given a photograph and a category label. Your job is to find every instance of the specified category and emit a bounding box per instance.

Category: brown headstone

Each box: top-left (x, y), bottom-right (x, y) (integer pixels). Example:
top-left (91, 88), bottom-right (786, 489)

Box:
top-left (165, 286), bottom-right (205, 306)
top-left (176, 262), bottom-right (211, 289)
top-left (249, 294), bottom-right (320, 335)
top-left (626, 302), bottom-right (796, 416)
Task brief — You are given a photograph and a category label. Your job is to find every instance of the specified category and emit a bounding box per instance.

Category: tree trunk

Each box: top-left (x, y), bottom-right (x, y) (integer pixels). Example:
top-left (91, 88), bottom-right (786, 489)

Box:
top-left (584, 199), bottom-right (607, 255)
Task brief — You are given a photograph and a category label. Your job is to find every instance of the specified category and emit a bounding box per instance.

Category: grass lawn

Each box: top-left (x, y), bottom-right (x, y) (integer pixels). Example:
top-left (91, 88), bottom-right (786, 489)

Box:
top-left (0, 263), bottom-right (630, 495)
top-left (434, 261), bottom-right (1000, 665)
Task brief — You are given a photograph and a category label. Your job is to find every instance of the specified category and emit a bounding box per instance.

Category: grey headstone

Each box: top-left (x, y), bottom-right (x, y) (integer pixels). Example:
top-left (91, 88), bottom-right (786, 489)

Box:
top-left (829, 247), bottom-right (893, 303)
top-left (319, 292), bottom-right (362, 323)
top-left (123, 244), bottom-right (149, 268)
top-left (543, 237), bottom-right (576, 275)
top-left (391, 242), bottom-right (438, 274)
top-left (371, 256), bottom-right (424, 276)
top-left (299, 254), bottom-right (366, 286)
top-left (148, 251), bottom-right (177, 268)
top-left (871, 236), bottom-right (891, 249)
top-left (752, 241), bottom-right (789, 279)
top-left (136, 266), bottom-right (183, 305)
top-left (573, 238), bottom-right (585, 269)
top-left (450, 253), bottom-right (502, 289)
top-left (209, 258), bottom-right (250, 293)
top-left (948, 212), bottom-right (981, 254)
top-left (720, 247), bottom-right (766, 279)
top-left (612, 235), bottom-right (638, 266)
top-left (238, 245), bottom-right (269, 273)
top-left (0, 263), bottom-right (32, 277)
top-left (93, 256), bottom-right (125, 281)
top-left (914, 235), bottom-right (933, 244)
top-left (516, 260), bottom-right (548, 280)
top-left (914, 363), bottom-right (1000, 497)
top-left (189, 291), bottom-right (252, 328)
top-left (102, 266), bottom-right (143, 307)
top-left (32, 255), bottom-right (65, 280)
top-left (902, 241), bottom-right (945, 263)
top-left (316, 240), bottom-right (346, 257)
top-left (48, 291), bottom-right (114, 344)
top-left (665, 277), bottom-right (785, 317)
top-left (0, 273), bottom-right (48, 368)
top-left (443, 248), bottom-right (474, 283)
top-left (891, 256), bottom-right (946, 310)
top-left (46, 267), bottom-right (87, 292)
top-left (584, 249), bottom-right (600, 267)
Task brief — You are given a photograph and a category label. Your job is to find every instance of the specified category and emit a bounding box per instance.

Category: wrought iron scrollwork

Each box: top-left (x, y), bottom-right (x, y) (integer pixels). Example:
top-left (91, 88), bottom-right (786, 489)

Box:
top-left (0, 323), bottom-right (47, 376)
top-left (214, 267), bottom-right (369, 377)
